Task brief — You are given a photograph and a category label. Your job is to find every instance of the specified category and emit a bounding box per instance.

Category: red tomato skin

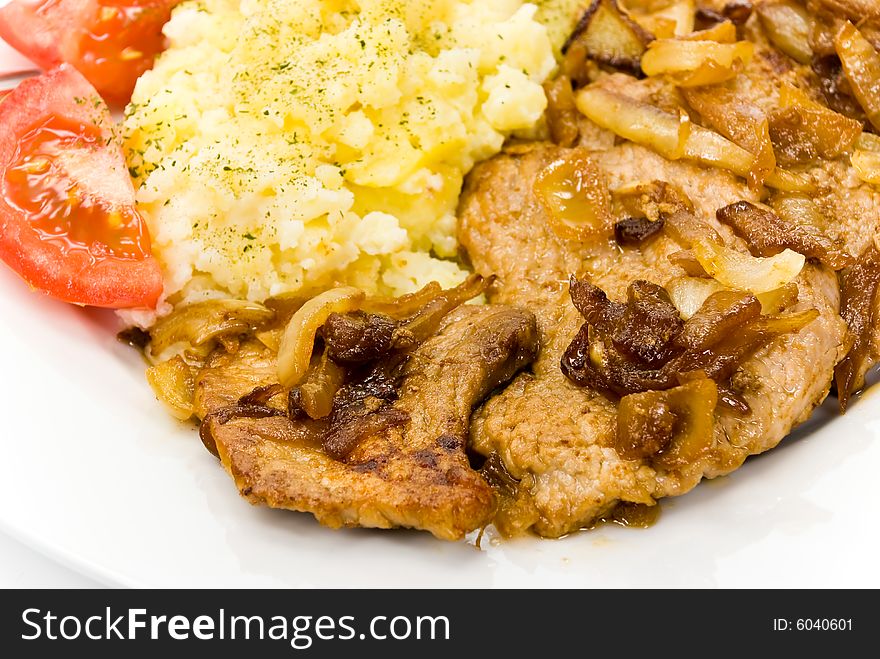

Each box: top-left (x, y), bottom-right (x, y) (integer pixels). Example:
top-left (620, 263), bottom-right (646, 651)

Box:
top-left (0, 0), bottom-right (178, 105)
top-left (0, 65), bottom-right (163, 308)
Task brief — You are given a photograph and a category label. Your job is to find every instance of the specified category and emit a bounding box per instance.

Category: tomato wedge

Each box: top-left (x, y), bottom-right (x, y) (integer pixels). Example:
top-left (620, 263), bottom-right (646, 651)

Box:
top-left (0, 64), bottom-right (162, 308)
top-left (0, 0), bottom-right (179, 105)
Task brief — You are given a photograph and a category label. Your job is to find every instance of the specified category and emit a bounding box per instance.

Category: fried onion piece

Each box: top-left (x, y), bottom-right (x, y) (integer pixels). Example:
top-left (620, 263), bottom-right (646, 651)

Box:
top-left (146, 355), bottom-right (197, 420)
top-left (835, 243), bottom-right (880, 411)
top-left (614, 216), bottom-right (666, 246)
top-left (276, 287), bottom-right (365, 387)
top-left (674, 289), bottom-right (761, 350)
top-left (563, 0), bottom-right (655, 75)
top-left (359, 282), bottom-right (442, 319)
top-left (695, 1), bottom-right (753, 29)
top-left (391, 274), bottom-right (491, 349)
top-left (667, 275), bottom-right (799, 319)
top-left (756, 0), bottom-right (812, 64)
top-left (668, 250), bottom-right (711, 276)
top-left (544, 76), bottom-right (581, 147)
top-left (666, 276), bottom-right (724, 317)
top-left (148, 299), bottom-right (275, 359)
top-left (576, 86), bottom-right (691, 159)
top-left (575, 86), bottom-right (814, 191)
top-left (683, 86), bottom-right (775, 190)
top-left (640, 37), bottom-right (754, 87)
top-left (321, 356), bottom-right (410, 460)
top-left (562, 276), bottom-right (817, 397)
top-left (626, 0), bottom-right (695, 39)
top-left (810, 55), bottom-right (869, 124)
top-left (616, 378), bottom-right (717, 467)
top-left (288, 350), bottom-right (346, 420)
top-left (716, 201), bottom-right (854, 269)
top-left (534, 150), bottom-right (614, 241)
top-left (612, 280), bottom-right (684, 364)
top-left (834, 21), bottom-right (880, 131)
top-left (686, 20), bottom-right (737, 44)
top-left (850, 132), bottom-right (880, 185)
top-left (771, 193), bottom-right (832, 233)
top-left (323, 311), bottom-right (396, 365)
top-left (769, 84), bottom-right (862, 167)
top-left (688, 235), bottom-right (805, 294)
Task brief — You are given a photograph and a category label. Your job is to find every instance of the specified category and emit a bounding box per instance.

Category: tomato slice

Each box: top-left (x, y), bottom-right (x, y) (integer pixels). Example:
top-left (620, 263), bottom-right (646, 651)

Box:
top-left (0, 0), bottom-right (178, 105)
top-left (0, 64), bottom-right (162, 308)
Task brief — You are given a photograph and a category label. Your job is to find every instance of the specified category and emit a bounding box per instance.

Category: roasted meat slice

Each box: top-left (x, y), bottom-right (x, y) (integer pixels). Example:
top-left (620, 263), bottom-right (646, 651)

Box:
top-left (458, 144), bottom-right (847, 537)
top-left (194, 304), bottom-right (538, 540)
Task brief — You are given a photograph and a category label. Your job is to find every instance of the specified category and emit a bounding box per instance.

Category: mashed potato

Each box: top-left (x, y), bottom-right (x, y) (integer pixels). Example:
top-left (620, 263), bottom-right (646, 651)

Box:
top-left (123, 0), bottom-right (576, 308)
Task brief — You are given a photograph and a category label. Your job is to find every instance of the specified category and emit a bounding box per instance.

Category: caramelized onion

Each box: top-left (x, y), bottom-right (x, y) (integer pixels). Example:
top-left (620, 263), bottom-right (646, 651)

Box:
top-left (626, 0), bottom-right (695, 39)
top-left (683, 86), bottom-right (775, 190)
top-left (627, 0), bottom-right (695, 39)
top-left (756, 0), bottom-right (812, 64)
top-left (640, 38), bottom-right (753, 87)
top-left (684, 124), bottom-right (814, 192)
top-left (667, 275), bottom-right (799, 318)
top-left (148, 299), bottom-right (275, 359)
top-left (146, 356), bottom-right (196, 420)
top-left (685, 20), bottom-right (737, 44)
top-left (666, 276), bottom-right (724, 318)
top-left (852, 131), bottom-right (880, 184)
top-left (668, 250), bottom-right (710, 277)
top-left (563, 0), bottom-right (654, 74)
top-left (324, 311), bottom-right (396, 365)
top-left (544, 76), bottom-right (581, 147)
top-left (575, 86), bottom-right (691, 160)
top-left (811, 55), bottom-right (868, 123)
top-left (834, 21), bottom-right (880, 131)
top-left (771, 193), bottom-right (831, 233)
top-left (769, 84), bottom-right (862, 166)
top-left (238, 383), bottom-right (284, 407)
top-left (613, 179), bottom-right (694, 221)
top-left (663, 210), bottom-right (722, 246)
top-left (612, 280), bottom-right (684, 365)
top-left (649, 378), bottom-right (718, 469)
top-left (323, 408), bottom-right (410, 461)
top-left (756, 282), bottom-right (799, 314)
top-left (691, 239), bottom-right (805, 294)
top-left (616, 378), bottom-right (717, 467)
top-left (576, 86), bottom-right (813, 191)
top-left (835, 243), bottom-right (880, 411)
top-left (360, 282), bottom-right (442, 319)
top-left (289, 350), bottom-right (346, 420)
top-left (276, 287), bottom-right (365, 387)
top-left (674, 289), bottom-right (761, 350)
top-left (392, 274), bottom-right (490, 349)
top-left (851, 149), bottom-right (880, 185)
top-left (614, 216), bottom-right (665, 246)
top-left (535, 150), bottom-right (614, 240)
top-left (562, 276), bottom-right (817, 397)
top-left (716, 200), bottom-right (853, 269)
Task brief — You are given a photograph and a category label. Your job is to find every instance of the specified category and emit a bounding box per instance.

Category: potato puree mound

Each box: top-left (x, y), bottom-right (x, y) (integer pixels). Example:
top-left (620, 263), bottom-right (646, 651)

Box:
top-left (123, 0), bottom-right (561, 306)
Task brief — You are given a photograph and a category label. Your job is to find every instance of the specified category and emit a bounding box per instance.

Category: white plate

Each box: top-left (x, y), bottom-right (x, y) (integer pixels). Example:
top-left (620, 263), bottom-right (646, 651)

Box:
top-left (2, 55), bottom-right (879, 590)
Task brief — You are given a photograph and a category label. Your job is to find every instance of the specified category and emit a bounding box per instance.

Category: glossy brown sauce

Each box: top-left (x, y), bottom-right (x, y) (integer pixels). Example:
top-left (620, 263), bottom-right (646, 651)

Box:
top-left (593, 501), bottom-right (661, 530)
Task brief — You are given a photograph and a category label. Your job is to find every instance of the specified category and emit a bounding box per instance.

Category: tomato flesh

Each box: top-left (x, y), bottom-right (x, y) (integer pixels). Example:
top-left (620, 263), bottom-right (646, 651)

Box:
top-left (4, 114), bottom-right (151, 260)
top-left (0, 65), bottom-right (163, 308)
top-left (0, 0), bottom-right (178, 105)
top-left (77, 0), bottom-right (173, 104)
